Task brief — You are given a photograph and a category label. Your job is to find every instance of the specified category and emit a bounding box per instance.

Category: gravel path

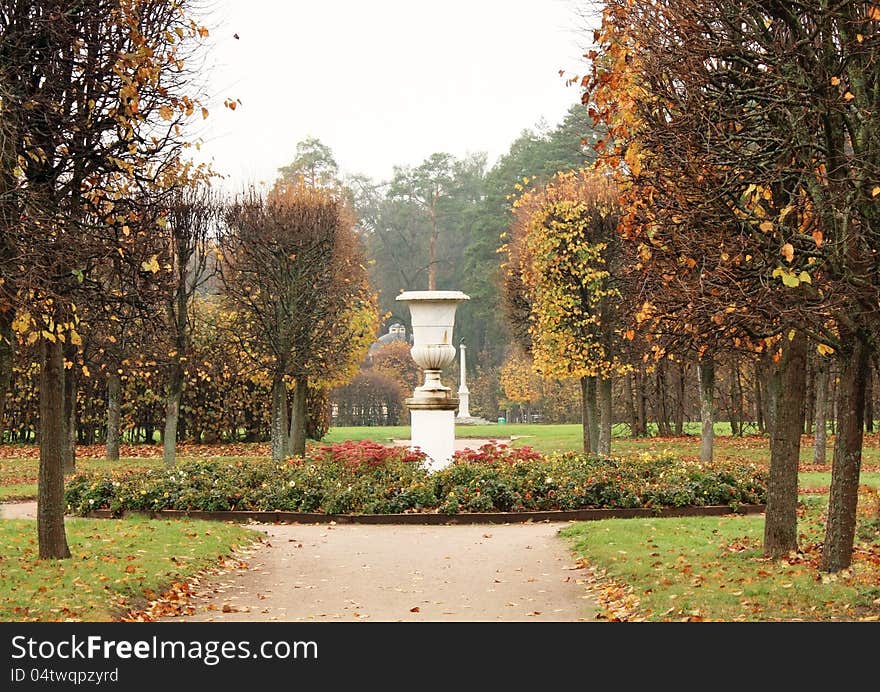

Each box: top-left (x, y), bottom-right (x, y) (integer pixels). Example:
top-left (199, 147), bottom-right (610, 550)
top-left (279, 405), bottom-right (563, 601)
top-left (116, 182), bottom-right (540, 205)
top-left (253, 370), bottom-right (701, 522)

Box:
top-left (1, 501), bottom-right (36, 519)
top-left (163, 522), bottom-right (597, 622)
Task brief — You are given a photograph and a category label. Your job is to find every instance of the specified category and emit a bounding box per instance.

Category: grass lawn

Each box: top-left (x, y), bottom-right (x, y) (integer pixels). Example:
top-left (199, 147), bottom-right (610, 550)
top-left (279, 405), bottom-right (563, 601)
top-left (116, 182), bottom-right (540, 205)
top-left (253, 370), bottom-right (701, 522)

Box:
top-left (325, 424), bottom-right (880, 466)
top-left (0, 483), bottom-right (38, 501)
top-left (0, 516), bottom-right (257, 622)
top-left (561, 493), bottom-right (880, 621)
top-left (799, 472), bottom-right (880, 490)
top-left (2, 425), bottom-right (880, 466)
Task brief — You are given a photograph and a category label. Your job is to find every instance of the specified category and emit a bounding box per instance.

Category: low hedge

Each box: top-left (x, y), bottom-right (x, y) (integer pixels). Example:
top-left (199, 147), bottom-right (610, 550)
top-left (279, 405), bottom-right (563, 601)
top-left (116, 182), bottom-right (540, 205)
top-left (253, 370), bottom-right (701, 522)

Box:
top-left (65, 442), bottom-right (767, 516)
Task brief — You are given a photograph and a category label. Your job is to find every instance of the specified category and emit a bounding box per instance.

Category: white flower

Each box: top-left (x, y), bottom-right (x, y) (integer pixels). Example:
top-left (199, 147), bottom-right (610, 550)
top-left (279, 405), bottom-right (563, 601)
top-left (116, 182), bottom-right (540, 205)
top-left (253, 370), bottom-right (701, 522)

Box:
top-left (545, 476), bottom-right (553, 484)
top-left (288, 480), bottom-right (296, 488)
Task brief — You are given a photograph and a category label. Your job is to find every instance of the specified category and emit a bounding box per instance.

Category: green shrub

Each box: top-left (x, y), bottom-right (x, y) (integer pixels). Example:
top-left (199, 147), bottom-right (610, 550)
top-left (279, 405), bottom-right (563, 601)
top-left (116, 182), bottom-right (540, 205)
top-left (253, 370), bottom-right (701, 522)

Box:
top-left (65, 442), bottom-right (767, 515)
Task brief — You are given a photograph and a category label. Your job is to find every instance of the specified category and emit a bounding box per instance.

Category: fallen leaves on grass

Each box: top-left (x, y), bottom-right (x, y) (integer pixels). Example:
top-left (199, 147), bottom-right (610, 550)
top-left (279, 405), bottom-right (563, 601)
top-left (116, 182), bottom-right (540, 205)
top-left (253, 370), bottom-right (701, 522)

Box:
top-left (575, 558), bottom-right (644, 622)
top-left (122, 552), bottom-right (255, 622)
top-left (721, 536), bottom-right (759, 554)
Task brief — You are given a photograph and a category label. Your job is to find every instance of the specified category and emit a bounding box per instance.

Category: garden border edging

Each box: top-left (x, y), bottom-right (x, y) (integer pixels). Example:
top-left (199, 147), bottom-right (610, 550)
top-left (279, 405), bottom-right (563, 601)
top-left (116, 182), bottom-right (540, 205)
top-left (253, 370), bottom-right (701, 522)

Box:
top-left (84, 503), bottom-right (766, 524)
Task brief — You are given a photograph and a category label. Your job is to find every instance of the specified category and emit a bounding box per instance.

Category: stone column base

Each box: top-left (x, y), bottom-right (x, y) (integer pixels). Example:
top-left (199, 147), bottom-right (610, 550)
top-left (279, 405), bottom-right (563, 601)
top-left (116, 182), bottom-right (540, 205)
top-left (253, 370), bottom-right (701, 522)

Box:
top-left (457, 389), bottom-right (470, 418)
top-left (409, 408), bottom-right (456, 472)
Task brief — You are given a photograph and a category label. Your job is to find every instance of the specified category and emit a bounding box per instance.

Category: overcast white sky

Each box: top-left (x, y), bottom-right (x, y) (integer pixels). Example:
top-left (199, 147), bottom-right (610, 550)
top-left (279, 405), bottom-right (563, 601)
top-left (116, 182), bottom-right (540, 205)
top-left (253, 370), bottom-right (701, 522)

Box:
top-left (192, 0), bottom-right (594, 186)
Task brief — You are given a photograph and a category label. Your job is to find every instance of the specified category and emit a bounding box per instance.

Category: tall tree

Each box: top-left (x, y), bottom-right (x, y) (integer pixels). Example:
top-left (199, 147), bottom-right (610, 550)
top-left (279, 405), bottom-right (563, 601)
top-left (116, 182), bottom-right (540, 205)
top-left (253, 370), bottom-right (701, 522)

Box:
top-left (388, 154), bottom-right (457, 291)
top-left (222, 182), bottom-right (375, 460)
top-left (1, 0), bottom-right (213, 557)
top-left (278, 136), bottom-right (339, 188)
top-left (76, 228), bottom-right (166, 461)
top-left (161, 182), bottom-right (218, 466)
top-left (367, 153), bottom-right (485, 323)
top-left (503, 169), bottom-right (630, 455)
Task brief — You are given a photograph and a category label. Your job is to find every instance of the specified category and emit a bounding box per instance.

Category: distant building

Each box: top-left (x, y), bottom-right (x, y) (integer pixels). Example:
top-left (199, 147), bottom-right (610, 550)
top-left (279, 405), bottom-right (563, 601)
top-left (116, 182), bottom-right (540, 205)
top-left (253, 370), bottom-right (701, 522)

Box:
top-left (367, 322), bottom-right (408, 358)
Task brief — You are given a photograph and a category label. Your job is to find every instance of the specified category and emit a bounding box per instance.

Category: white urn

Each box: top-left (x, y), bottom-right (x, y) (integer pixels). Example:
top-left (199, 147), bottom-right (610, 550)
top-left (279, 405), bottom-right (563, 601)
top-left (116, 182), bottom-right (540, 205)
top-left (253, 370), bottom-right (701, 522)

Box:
top-left (396, 290), bottom-right (470, 405)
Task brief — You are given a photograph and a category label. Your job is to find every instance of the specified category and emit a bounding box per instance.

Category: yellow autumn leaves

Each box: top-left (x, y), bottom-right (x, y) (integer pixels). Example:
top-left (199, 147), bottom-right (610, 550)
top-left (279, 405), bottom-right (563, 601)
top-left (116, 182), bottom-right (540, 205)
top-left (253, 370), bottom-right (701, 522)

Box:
top-left (504, 169), bottom-right (629, 382)
top-left (11, 310), bottom-right (82, 347)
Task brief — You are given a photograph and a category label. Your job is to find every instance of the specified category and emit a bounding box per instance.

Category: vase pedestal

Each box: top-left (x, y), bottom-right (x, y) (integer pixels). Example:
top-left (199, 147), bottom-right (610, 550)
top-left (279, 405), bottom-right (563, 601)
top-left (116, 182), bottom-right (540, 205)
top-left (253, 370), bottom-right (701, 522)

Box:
top-left (407, 398), bottom-right (458, 472)
top-left (410, 410), bottom-right (455, 471)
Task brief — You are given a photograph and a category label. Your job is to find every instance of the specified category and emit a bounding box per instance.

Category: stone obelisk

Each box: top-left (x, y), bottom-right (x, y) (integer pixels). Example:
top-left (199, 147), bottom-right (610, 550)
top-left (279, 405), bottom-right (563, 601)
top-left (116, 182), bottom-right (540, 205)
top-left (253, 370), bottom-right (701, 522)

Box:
top-left (457, 340), bottom-right (470, 419)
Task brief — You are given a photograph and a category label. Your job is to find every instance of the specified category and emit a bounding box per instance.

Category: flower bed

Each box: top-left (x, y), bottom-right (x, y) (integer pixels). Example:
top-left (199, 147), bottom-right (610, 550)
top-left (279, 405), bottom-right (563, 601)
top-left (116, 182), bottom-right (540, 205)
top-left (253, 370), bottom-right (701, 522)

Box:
top-left (65, 442), bottom-right (767, 516)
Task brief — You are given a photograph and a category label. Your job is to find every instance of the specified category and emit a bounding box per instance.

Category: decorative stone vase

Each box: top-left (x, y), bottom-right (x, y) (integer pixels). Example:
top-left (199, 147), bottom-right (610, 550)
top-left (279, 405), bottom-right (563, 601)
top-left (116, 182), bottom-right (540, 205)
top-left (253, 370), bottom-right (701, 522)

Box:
top-left (396, 290), bottom-right (470, 404)
top-left (396, 290), bottom-right (470, 471)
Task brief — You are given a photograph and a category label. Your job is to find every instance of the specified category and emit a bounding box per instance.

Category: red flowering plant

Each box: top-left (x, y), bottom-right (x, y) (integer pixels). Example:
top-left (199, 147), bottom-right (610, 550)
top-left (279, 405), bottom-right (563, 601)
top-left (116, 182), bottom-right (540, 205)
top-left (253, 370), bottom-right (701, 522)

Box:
top-left (306, 440), bottom-right (426, 471)
top-left (452, 442), bottom-right (543, 465)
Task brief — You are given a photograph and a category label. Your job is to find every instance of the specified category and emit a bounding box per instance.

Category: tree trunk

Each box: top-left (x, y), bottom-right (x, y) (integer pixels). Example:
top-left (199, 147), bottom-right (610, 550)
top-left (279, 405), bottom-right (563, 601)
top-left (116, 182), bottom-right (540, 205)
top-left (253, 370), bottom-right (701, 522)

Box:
top-left (106, 372), bottom-right (121, 461)
top-left (763, 331), bottom-right (807, 559)
top-left (37, 338), bottom-right (71, 560)
top-left (813, 359), bottom-right (829, 466)
top-left (289, 376), bottom-right (308, 458)
top-left (0, 312), bottom-right (14, 442)
top-left (829, 366), bottom-right (837, 436)
top-left (162, 362), bottom-right (184, 467)
top-left (804, 356), bottom-right (814, 435)
top-left (62, 343), bottom-right (77, 473)
top-left (754, 362), bottom-right (765, 434)
top-left (698, 357), bottom-right (715, 463)
top-left (286, 392), bottom-right (295, 456)
top-left (865, 364), bottom-right (874, 434)
top-left (635, 369), bottom-right (647, 437)
top-left (822, 334), bottom-right (870, 572)
top-left (580, 376), bottom-right (591, 453)
top-left (428, 208), bottom-right (438, 291)
top-left (623, 373), bottom-right (638, 438)
top-left (733, 357), bottom-right (744, 436)
top-left (674, 362), bottom-right (686, 435)
top-left (765, 354), bottom-right (781, 435)
top-left (598, 376), bottom-right (612, 456)
top-left (580, 375), bottom-right (598, 454)
top-left (270, 373), bottom-right (288, 462)
top-left (655, 362), bottom-right (670, 436)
